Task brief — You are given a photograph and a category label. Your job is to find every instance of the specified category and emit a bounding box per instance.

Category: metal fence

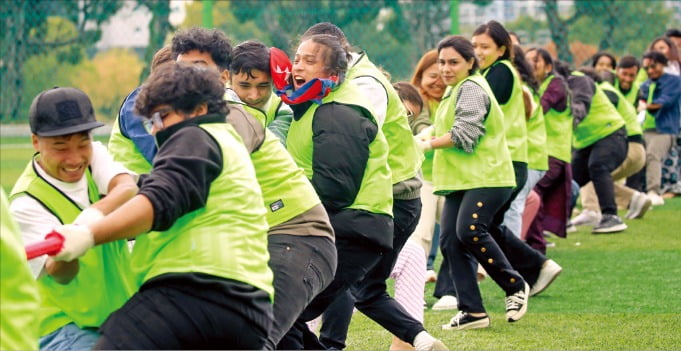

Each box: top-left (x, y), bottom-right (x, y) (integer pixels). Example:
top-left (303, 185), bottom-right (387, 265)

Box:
top-left (1, 0), bottom-right (679, 123)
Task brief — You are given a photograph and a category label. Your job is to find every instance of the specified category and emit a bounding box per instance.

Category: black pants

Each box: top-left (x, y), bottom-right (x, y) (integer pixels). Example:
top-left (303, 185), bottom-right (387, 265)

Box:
top-left (95, 278), bottom-right (271, 350)
top-left (319, 198), bottom-right (424, 349)
top-left (572, 127), bottom-right (628, 215)
top-left (440, 187), bottom-right (525, 313)
top-left (277, 236), bottom-right (385, 350)
top-left (437, 162), bottom-right (544, 297)
top-left (264, 235), bottom-right (337, 349)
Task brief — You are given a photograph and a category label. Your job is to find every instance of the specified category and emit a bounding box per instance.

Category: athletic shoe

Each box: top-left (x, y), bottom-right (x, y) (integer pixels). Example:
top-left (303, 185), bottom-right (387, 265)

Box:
top-left (413, 331), bottom-right (449, 351)
top-left (592, 214), bottom-right (627, 234)
top-left (530, 259), bottom-right (562, 296)
top-left (505, 282), bottom-right (529, 322)
top-left (432, 295), bottom-right (458, 310)
top-left (566, 222), bottom-right (577, 233)
top-left (425, 269), bottom-right (438, 283)
top-left (647, 191), bottom-right (665, 206)
top-left (571, 209), bottom-right (601, 226)
top-left (625, 192), bottom-right (652, 219)
top-left (442, 311), bottom-right (490, 330)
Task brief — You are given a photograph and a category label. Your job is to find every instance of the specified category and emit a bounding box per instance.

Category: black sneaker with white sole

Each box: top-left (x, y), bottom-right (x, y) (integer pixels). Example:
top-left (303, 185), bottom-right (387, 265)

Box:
top-left (441, 311), bottom-right (490, 330)
top-left (592, 214), bottom-right (627, 234)
top-left (505, 282), bottom-right (529, 322)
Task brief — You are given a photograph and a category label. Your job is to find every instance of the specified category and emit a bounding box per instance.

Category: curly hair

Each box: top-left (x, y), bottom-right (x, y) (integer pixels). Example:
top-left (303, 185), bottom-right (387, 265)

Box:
top-left (135, 62), bottom-right (229, 118)
top-left (171, 27), bottom-right (232, 71)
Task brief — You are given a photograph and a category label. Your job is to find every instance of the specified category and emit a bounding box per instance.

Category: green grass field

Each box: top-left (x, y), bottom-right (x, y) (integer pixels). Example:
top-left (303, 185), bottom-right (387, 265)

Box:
top-left (2, 135), bottom-right (680, 350)
top-left (347, 198), bottom-right (681, 350)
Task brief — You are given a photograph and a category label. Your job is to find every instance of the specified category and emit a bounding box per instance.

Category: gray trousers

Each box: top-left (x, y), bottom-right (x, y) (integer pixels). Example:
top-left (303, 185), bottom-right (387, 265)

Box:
top-left (644, 130), bottom-right (675, 194)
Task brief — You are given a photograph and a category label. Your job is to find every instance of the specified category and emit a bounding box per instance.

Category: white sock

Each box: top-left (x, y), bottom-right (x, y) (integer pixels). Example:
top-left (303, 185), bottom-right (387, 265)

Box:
top-left (413, 331), bottom-right (435, 350)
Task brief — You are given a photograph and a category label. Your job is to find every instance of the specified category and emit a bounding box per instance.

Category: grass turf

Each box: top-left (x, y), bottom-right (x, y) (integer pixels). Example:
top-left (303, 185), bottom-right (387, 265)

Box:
top-left (2, 136), bottom-right (680, 349)
top-left (347, 197), bottom-right (681, 350)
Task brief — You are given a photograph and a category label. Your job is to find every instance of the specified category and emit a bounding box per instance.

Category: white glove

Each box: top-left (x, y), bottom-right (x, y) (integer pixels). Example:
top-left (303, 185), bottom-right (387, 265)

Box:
top-left (415, 125), bottom-right (434, 142)
top-left (52, 224), bottom-right (94, 262)
top-left (73, 207), bottom-right (104, 227)
top-left (418, 139), bottom-right (433, 152)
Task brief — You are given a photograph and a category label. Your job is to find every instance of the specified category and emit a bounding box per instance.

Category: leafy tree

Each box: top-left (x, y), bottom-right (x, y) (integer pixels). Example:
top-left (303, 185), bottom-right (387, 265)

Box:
top-left (569, 1), bottom-right (670, 60)
top-left (76, 48), bottom-right (143, 121)
top-left (0, 0), bottom-right (121, 121)
top-left (138, 0), bottom-right (173, 82)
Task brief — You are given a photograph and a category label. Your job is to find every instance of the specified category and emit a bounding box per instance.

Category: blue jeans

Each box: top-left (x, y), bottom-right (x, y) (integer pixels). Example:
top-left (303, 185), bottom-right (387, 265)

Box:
top-left (40, 323), bottom-right (99, 351)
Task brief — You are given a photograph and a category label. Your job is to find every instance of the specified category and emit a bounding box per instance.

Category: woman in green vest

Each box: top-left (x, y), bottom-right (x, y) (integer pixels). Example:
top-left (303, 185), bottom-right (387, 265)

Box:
top-left (50, 63), bottom-right (274, 350)
top-left (421, 35), bottom-right (529, 330)
top-left (410, 50), bottom-right (454, 307)
top-left (279, 34), bottom-right (446, 351)
top-left (471, 21), bottom-right (556, 297)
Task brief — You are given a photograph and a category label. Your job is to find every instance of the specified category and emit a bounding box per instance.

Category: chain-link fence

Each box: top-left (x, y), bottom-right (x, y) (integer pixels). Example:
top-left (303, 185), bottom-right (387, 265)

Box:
top-left (2, 0), bottom-right (679, 123)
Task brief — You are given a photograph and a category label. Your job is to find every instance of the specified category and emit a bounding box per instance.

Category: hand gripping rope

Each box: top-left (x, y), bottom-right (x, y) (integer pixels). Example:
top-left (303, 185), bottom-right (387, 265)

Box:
top-left (25, 231), bottom-right (65, 260)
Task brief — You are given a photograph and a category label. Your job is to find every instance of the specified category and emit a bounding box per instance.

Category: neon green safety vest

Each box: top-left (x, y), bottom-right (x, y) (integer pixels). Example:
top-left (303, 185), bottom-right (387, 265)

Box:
top-left (433, 74), bottom-right (515, 194)
top-left (524, 86), bottom-right (549, 171)
top-left (571, 73), bottom-right (625, 149)
top-left (483, 60), bottom-right (528, 163)
top-left (1, 188), bottom-right (40, 350)
top-left (642, 82), bottom-right (657, 130)
top-left (108, 116), bottom-right (153, 174)
top-left (421, 99), bottom-right (441, 182)
top-left (10, 158), bottom-right (135, 337)
top-left (539, 75), bottom-right (573, 162)
top-left (600, 81), bottom-right (641, 137)
top-left (616, 79), bottom-right (641, 107)
top-left (130, 122), bottom-right (274, 298)
top-left (234, 103), bottom-right (323, 227)
top-left (287, 82), bottom-right (393, 216)
top-left (243, 93), bottom-right (285, 127)
top-left (347, 53), bottom-right (423, 184)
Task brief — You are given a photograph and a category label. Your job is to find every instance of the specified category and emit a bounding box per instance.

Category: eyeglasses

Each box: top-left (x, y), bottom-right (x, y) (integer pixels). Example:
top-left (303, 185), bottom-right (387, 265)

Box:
top-left (143, 108), bottom-right (172, 133)
top-left (643, 63), bottom-right (659, 71)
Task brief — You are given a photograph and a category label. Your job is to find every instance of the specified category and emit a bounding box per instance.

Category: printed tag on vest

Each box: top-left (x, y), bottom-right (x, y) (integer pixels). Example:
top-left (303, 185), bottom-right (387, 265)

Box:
top-left (270, 199), bottom-right (284, 212)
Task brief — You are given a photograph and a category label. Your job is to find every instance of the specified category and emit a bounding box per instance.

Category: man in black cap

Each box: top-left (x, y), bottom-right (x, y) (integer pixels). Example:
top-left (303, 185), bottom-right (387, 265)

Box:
top-left (9, 87), bottom-right (138, 351)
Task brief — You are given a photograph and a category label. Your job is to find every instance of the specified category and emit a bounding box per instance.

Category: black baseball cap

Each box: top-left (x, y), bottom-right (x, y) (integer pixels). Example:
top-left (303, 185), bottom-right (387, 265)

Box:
top-left (29, 87), bottom-right (104, 137)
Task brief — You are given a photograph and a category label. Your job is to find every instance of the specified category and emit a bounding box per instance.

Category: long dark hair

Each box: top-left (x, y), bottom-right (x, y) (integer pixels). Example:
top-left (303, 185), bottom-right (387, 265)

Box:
top-left (437, 35), bottom-right (479, 75)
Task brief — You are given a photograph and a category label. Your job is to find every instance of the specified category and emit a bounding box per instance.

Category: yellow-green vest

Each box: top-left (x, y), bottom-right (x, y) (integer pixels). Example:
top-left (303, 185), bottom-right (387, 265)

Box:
top-left (571, 73), bottom-right (626, 149)
top-left (1, 188), bottom-right (40, 350)
top-left (130, 123), bottom-right (274, 298)
top-left (642, 82), bottom-right (658, 130)
top-left (235, 103), bottom-right (322, 227)
top-left (483, 60), bottom-right (528, 163)
top-left (525, 86), bottom-right (549, 171)
top-left (600, 81), bottom-right (641, 136)
top-left (10, 159), bottom-right (135, 336)
top-left (108, 116), bottom-right (153, 174)
top-left (433, 74), bottom-right (515, 194)
top-left (287, 82), bottom-right (393, 216)
top-left (347, 53), bottom-right (423, 184)
top-left (616, 79), bottom-right (641, 107)
top-left (243, 94), bottom-right (283, 127)
top-left (422, 99), bottom-right (441, 182)
top-left (539, 75), bottom-right (573, 162)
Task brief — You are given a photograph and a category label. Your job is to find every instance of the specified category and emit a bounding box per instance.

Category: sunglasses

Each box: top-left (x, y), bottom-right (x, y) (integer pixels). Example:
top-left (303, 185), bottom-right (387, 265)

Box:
top-left (143, 108), bottom-right (172, 133)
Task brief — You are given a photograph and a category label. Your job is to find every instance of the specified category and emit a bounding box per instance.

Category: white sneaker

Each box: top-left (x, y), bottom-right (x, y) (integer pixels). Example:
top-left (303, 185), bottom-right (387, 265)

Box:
top-left (571, 209), bottom-right (601, 227)
top-left (530, 259), bottom-right (562, 296)
top-left (625, 191), bottom-right (652, 219)
top-left (647, 191), bottom-right (665, 206)
top-left (425, 269), bottom-right (437, 283)
top-left (432, 295), bottom-right (458, 310)
top-left (505, 282), bottom-right (530, 322)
